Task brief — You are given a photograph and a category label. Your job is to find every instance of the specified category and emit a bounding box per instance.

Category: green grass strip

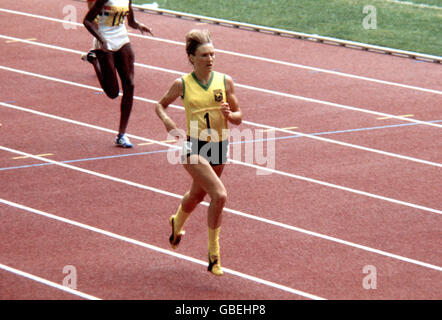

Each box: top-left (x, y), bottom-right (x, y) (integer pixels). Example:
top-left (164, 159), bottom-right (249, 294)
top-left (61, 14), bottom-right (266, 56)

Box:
top-left (133, 0), bottom-right (442, 56)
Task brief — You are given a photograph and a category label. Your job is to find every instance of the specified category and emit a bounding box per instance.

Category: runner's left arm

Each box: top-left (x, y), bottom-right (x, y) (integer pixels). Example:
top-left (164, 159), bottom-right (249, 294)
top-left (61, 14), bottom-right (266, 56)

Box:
top-left (127, 0), bottom-right (154, 35)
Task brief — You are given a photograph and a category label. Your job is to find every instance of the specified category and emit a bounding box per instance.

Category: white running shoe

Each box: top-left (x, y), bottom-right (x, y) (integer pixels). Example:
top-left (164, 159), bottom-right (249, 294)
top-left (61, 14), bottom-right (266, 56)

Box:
top-left (115, 134), bottom-right (133, 148)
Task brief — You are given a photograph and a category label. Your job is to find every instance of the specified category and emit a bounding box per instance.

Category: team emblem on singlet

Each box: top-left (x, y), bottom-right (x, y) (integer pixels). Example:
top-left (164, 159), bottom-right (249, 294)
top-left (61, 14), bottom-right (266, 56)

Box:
top-left (213, 89), bottom-right (223, 102)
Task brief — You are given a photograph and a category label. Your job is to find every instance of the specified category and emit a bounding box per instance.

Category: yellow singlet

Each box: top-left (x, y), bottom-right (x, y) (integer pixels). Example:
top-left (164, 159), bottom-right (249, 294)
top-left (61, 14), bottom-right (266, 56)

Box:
top-left (181, 71), bottom-right (228, 142)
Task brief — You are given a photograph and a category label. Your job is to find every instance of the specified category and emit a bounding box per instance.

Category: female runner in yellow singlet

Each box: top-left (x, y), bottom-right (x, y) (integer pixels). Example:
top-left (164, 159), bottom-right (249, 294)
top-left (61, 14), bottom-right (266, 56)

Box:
top-left (155, 29), bottom-right (242, 276)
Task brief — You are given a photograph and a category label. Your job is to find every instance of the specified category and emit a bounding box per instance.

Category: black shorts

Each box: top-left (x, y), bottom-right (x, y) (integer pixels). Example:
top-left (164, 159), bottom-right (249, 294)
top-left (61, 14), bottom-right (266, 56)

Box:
top-left (182, 137), bottom-right (229, 166)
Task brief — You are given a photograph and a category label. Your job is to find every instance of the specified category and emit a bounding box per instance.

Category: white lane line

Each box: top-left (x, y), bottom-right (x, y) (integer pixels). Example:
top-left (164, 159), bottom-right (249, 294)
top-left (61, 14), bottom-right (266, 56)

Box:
top-left (0, 198), bottom-right (325, 300)
top-left (0, 262), bottom-right (101, 300)
top-left (1, 101), bottom-right (441, 215)
top-left (1, 7), bottom-right (441, 96)
top-left (12, 153), bottom-right (54, 160)
top-left (0, 146), bottom-right (441, 272)
top-left (385, 0), bottom-right (442, 10)
top-left (240, 119), bottom-right (442, 167)
top-left (1, 65), bottom-right (441, 169)
top-left (1, 33), bottom-right (442, 130)
top-left (211, 49), bottom-right (442, 96)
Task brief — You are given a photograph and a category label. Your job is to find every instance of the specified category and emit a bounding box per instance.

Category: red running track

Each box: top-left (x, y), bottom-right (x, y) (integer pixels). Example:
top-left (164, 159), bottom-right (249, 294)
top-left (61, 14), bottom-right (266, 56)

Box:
top-left (0, 0), bottom-right (441, 300)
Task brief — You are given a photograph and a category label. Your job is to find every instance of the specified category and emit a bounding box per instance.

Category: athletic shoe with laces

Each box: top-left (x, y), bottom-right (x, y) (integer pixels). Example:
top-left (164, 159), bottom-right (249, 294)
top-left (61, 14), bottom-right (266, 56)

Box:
top-left (115, 133), bottom-right (133, 148)
top-left (81, 50), bottom-right (97, 64)
top-left (208, 252), bottom-right (223, 276)
top-left (169, 215), bottom-right (185, 249)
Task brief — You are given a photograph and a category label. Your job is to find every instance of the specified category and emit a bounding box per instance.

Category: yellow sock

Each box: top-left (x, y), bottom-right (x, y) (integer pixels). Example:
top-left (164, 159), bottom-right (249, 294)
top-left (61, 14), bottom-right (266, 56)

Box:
top-left (173, 204), bottom-right (189, 234)
top-left (208, 227), bottom-right (223, 276)
top-left (208, 227), bottom-right (221, 255)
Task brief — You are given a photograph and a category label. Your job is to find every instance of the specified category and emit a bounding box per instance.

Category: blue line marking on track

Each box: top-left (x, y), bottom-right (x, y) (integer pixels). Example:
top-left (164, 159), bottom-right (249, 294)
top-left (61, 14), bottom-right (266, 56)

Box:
top-left (0, 149), bottom-right (169, 171)
top-left (239, 119), bottom-right (442, 144)
top-left (1, 119), bottom-right (441, 172)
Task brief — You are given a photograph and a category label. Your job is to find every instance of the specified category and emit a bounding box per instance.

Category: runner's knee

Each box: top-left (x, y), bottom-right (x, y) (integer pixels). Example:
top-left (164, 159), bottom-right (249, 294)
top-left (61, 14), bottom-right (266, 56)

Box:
top-left (104, 87), bottom-right (120, 99)
top-left (211, 189), bottom-right (227, 207)
top-left (122, 78), bottom-right (134, 94)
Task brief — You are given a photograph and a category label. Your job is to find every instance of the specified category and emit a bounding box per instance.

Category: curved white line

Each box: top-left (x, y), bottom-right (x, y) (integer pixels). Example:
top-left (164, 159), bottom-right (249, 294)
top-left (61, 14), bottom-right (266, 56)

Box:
top-left (0, 146), bottom-right (441, 272)
top-left (0, 198), bottom-right (325, 300)
top-left (0, 7), bottom-right (441, 96)
top-left (1, 65), bottom-right (441, 168)
top-left (1, 33), bottom-right (441, 129)
top-left (0, 262), bottom-right (101, 300)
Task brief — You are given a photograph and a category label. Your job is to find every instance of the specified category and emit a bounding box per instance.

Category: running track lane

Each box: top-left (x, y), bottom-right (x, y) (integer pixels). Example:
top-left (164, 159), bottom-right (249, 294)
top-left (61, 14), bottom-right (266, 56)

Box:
top-left (0, 6), bottom-right (440, 162)
top-left (0, 3), bottom-right (441, 125)
top-left (0, 52), bottom-right (440, 207)
top-left (0, 73), bottom-right (440, 261)
top-left (0, 147), bottom-right (440, 299)
top-left (0, 111), bottom-right (440, 299)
